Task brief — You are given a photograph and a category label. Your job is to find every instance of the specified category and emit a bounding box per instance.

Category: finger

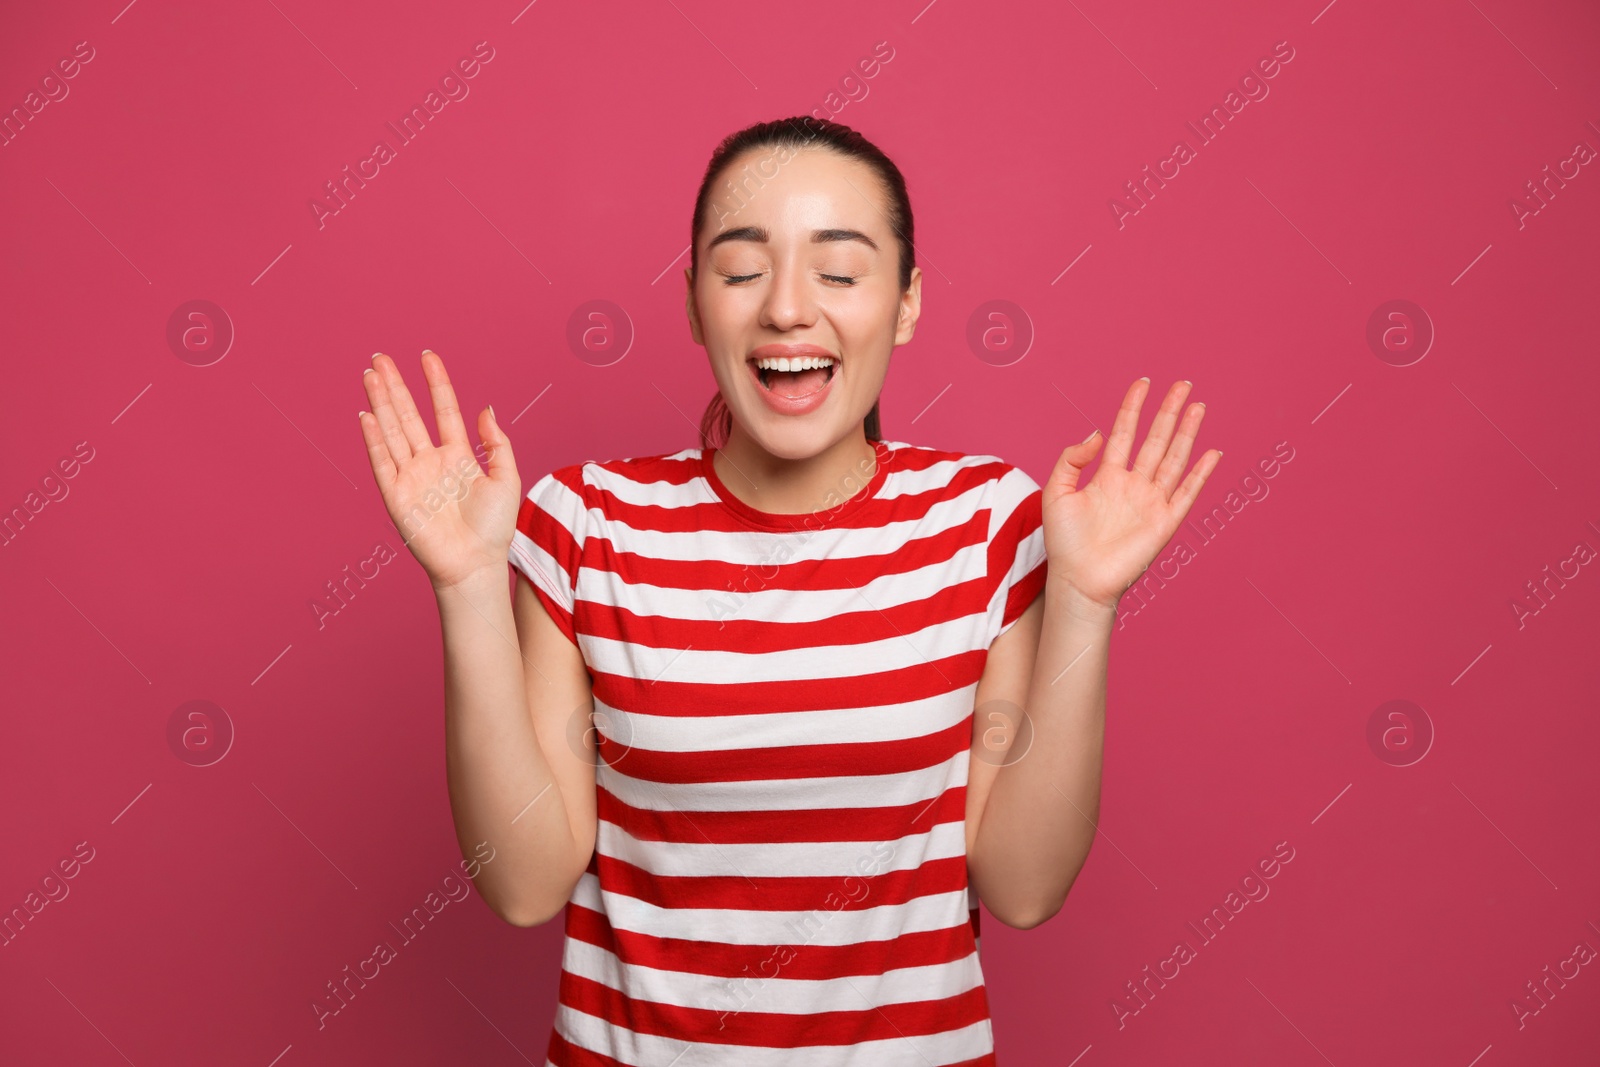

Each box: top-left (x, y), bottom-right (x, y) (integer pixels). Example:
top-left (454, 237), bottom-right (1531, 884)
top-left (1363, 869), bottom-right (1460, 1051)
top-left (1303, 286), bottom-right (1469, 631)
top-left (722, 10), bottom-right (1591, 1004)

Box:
top-left (1153, 401), bottom-right (1206, 498)
top-left (357, 407), bottom-right (397, 496)
top-left (479, 403), bottom-right (520, 487)
top-left (1131, 380), bottom-right (1193, 480)
top-left (421, 349), bottom-right (468, 449)
top-left (375, 351), bottom-right (434, 456)
top-left (1169, 448), bottom-right (1222, 516)
top-left (1102, 377), bottom-right (1150, 471)
top-left (364, 356), bottom-right (413, 464)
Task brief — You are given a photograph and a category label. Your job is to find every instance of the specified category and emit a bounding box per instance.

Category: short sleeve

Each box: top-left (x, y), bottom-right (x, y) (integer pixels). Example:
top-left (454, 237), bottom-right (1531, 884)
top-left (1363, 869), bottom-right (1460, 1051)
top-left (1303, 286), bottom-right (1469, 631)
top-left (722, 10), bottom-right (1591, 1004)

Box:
top-left (987, 464), bottom-right (1049, 642)
top-left (508, 464), bottom-right (589, 646)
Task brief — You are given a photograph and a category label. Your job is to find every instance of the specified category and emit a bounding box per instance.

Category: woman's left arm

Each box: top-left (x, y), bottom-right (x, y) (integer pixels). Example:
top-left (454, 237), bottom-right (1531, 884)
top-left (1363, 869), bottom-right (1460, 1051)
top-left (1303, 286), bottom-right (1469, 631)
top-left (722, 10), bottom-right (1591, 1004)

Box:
top-left (966, 378), bottom-right (1221, 929)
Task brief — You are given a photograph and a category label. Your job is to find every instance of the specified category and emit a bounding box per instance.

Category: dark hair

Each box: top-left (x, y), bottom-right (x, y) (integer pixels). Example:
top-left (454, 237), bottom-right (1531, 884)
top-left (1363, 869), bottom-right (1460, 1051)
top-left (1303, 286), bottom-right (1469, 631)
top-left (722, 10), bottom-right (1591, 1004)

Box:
top-left (690, 116), bottom-right (915, 451)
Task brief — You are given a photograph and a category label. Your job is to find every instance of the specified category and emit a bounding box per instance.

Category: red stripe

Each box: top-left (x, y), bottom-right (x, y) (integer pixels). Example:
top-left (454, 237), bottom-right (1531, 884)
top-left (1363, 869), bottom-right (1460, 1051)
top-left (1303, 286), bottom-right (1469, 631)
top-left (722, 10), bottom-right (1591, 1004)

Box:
top-left (989, 479), bottom-right (1047, 631)
top-left (592, 647), bottom-right (989, 719)
top-left (592, 851), bottom-right (970, 913)
top-left (584, 567), bottom-right (994, 655)
top-left (546, 1027), bottom-right (634, 1067)
top-left (1002, 558), bottom-right (1048, 631)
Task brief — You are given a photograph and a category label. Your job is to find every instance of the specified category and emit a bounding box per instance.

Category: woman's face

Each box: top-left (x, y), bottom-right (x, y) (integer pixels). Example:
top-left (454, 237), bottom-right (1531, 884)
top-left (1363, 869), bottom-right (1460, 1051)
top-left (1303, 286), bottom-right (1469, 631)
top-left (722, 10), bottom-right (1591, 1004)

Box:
top-left (686, 145), bottom-right (922, 460)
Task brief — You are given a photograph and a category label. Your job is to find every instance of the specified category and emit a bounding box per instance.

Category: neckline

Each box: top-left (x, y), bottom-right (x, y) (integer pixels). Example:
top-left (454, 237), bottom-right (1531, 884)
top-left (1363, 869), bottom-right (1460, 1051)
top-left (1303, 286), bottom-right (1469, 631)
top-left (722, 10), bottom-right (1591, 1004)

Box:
top-left (701, 439), bottom-right (892, 531)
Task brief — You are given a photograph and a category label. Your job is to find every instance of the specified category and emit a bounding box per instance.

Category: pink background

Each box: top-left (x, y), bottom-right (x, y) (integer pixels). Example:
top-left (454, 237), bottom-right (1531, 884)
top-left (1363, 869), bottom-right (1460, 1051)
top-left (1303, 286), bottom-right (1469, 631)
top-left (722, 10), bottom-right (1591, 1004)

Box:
top-left (3, 0), bottom-right (1599, 1063)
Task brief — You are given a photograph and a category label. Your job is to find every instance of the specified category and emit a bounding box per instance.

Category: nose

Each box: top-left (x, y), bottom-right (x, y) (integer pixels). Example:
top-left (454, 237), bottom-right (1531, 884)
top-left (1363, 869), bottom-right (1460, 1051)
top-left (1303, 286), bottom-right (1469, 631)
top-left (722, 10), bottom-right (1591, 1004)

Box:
top-left (758, 257), bottom-right (816, 333)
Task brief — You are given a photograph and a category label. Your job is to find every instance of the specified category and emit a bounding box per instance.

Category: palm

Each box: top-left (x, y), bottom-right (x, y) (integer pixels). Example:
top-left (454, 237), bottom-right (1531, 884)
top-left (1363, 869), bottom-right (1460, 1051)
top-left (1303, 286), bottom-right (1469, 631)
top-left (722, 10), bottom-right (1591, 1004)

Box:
top-left (359, 351), bottom-right (522, 590)
top-left (1042, 379), bottom-right (1220, 610)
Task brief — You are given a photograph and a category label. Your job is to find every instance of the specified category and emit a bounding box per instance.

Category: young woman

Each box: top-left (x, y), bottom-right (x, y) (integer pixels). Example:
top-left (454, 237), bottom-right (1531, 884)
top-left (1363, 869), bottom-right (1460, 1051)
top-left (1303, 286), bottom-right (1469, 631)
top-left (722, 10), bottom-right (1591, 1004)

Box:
top-left (358, 116), bottom-right (1218, 1064)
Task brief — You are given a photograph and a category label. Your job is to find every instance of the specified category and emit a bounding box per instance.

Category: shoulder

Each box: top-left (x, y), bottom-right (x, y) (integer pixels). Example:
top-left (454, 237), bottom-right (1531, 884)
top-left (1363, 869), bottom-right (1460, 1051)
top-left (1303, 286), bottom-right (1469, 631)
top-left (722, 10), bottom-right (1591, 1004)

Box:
top-left (885, 439), bottom-right (1036, 496)
top-left (523, 447), bottom-right (705, 516)
top-left (879, 439), bottom-right (1025, 491)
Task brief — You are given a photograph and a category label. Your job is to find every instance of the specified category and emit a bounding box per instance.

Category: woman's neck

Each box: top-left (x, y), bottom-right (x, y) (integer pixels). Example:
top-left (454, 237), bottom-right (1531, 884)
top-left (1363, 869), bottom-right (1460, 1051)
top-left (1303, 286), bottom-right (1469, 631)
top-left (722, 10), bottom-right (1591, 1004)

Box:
top-left (712, 428), bottom-right (879, 516)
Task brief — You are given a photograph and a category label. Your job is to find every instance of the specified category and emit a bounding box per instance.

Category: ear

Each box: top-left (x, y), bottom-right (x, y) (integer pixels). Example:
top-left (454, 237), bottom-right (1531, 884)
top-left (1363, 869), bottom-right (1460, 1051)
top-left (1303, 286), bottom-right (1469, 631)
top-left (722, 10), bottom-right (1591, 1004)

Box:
top-left (893, 266), bottom-right (923, 346)
top-left (685, 266), bottom-right (704, 345)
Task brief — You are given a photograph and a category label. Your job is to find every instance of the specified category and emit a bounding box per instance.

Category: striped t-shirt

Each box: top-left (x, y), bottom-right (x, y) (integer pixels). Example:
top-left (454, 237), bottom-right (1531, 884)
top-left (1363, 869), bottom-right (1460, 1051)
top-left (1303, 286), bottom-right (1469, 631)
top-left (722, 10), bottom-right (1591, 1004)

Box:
top-left (508, 437), bottom-right (1048, 1066)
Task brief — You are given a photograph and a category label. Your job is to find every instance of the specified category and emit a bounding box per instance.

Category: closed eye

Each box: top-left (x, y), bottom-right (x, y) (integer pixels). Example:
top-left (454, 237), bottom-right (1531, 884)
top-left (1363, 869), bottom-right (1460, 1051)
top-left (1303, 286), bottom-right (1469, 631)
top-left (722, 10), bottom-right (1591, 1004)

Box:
top-left (720, 272), bottom-right (859, 286)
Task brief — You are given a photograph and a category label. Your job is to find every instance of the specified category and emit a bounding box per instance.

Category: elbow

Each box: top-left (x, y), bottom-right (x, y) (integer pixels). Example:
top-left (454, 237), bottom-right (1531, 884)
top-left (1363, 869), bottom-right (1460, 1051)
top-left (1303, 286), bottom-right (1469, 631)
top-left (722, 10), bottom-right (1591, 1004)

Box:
top-left (991, 878), bottom-right (1075, 930)
top-left (971, 863), bottom-right (1076, 930)
top-left (996, 896), bottom-right (1064, 931)
top-left (972, 841), bottom-right (1092, 929)
top-left (483, 888), bottom-right (564, 929)
top-left (498, 901), bottom-right (562, 928)
top-left (1003, 856), bottom-right (1090, 928)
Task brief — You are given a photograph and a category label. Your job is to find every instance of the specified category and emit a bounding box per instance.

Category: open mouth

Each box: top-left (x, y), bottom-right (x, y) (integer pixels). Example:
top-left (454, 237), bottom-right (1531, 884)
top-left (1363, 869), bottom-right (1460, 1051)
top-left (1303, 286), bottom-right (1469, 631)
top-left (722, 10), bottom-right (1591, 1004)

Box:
top-left (750, 357), bottom-right (837, 399)
top-left (756, 363), bottom-right (838, 394)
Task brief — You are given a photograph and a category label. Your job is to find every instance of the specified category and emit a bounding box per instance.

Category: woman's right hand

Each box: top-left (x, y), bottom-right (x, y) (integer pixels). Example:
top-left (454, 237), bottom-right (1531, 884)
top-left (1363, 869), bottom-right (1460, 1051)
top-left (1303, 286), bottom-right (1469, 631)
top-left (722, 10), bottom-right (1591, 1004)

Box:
top-left (358, 350), bottom-right (522, 592)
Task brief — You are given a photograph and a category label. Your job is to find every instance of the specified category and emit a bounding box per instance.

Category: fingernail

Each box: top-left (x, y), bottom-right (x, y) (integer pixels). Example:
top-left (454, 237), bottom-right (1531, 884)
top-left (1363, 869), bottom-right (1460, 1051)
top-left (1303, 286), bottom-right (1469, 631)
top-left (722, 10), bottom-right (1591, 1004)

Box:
top-left (357, 411), bottom-right (366, 421)
top-left (1082, 428), bottom-right (1098, 444)
top-left (1138, 376), bottom-right (1150, 382)
top-left (488, 404), bottom-right (496, 422)
top-left (1181, 379), bottom-right (1192, 386)
top-left (423, 349), bottom-right (436, 357)
top-left (362, 367), bottom-right (374, 376)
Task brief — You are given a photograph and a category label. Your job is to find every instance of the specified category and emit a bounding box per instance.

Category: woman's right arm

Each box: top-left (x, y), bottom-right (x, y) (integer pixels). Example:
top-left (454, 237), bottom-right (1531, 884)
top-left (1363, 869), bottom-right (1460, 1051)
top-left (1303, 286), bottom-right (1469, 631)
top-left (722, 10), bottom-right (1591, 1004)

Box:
top-left (434, 566), bottom-right (597, 927)
top-left (359, 350), bottom-right (597, 928)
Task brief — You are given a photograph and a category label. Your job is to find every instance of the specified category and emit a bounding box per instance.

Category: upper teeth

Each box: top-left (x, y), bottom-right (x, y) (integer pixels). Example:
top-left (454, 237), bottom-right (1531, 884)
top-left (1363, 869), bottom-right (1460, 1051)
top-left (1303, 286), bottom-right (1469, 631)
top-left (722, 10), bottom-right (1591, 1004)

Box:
top-left (755, 356), bottom-right (836, 371)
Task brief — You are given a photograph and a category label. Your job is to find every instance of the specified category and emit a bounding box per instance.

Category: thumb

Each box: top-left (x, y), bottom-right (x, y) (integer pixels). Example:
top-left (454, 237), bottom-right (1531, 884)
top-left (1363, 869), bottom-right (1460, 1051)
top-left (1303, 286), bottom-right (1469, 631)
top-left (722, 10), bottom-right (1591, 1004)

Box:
top-left (480, 405), bottom-right (520, 487)
top-left (1049, 429), bottom-right (1100, 495)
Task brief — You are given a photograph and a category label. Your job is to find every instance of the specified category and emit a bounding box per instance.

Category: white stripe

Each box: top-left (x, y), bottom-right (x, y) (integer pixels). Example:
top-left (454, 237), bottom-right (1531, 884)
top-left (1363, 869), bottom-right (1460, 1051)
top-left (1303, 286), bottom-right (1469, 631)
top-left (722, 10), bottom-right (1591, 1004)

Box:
top-left (600, 684), bottom-right (976, 753)
top-left (986, 463), bottom-right (1043, 541)
top-left (594, 811), bottom-right (965, 881)
top-left (572, 868), bottom-right (975, 947)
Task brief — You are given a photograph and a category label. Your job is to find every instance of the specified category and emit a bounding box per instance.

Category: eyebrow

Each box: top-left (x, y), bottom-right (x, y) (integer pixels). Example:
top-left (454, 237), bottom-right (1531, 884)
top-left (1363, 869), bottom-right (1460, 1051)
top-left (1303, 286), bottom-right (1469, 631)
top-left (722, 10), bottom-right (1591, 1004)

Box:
top-left (706, 226), bottom-right (880, 253)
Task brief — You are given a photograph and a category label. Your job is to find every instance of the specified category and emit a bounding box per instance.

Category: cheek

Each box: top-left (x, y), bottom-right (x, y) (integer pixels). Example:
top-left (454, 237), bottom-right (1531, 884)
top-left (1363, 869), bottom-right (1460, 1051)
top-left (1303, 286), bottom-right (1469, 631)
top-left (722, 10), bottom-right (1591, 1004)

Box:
top-left (698, 279), bottom-right (759, 311)
top-left (824, 291), bottom-right (898, 346)
top-left (695, 287), bottom-right (761, 372)
top-left (695, 285), bottom-right (744, 336)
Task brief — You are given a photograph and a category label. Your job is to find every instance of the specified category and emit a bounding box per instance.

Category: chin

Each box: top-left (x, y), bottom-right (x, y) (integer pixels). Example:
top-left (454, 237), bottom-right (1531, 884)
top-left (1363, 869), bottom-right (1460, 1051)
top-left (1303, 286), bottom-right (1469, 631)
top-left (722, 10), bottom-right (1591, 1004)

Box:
top-left (723, 400), bottom-right (848, 458)
top-left (740, 419), bottom-right (840, 461)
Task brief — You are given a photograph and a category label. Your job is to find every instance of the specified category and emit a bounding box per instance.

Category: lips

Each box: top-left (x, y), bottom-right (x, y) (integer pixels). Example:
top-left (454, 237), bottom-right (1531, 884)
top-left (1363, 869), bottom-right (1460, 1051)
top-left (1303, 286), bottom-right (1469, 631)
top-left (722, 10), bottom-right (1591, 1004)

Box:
top-left (744, 343), bottom-right (839, 416)
top-left (749, 343), bottom-right (839, 362)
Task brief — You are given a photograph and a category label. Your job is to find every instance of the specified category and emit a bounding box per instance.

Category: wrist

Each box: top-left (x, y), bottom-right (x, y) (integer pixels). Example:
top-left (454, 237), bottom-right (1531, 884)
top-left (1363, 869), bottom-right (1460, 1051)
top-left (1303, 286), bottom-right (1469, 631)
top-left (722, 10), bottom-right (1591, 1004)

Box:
top-left (1046, 578), bottom-right (1119, 624)
top-left (431, 561), bottom-right (507, 599)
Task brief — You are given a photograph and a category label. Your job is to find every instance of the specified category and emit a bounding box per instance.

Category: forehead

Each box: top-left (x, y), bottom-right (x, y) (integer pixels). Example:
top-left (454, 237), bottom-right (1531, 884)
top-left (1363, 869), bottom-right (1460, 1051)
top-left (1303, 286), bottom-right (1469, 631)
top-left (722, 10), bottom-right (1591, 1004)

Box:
top-left (704, 146), bottom-right (891, 244)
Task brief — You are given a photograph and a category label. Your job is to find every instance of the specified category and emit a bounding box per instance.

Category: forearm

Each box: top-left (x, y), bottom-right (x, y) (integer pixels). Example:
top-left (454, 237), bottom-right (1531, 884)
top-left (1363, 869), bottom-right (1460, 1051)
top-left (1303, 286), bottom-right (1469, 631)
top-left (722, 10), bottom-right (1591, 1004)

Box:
top-left (970, 579), bottom-right (1114, 927)
top-left (435, 567), bottom-right (580, 924)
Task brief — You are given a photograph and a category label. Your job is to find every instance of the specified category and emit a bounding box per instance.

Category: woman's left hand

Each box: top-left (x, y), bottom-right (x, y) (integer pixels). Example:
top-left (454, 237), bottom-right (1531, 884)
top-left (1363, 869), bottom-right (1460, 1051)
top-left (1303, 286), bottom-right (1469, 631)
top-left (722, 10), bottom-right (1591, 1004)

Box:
top-left (1041, 378), bottom-right (1221, 612)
